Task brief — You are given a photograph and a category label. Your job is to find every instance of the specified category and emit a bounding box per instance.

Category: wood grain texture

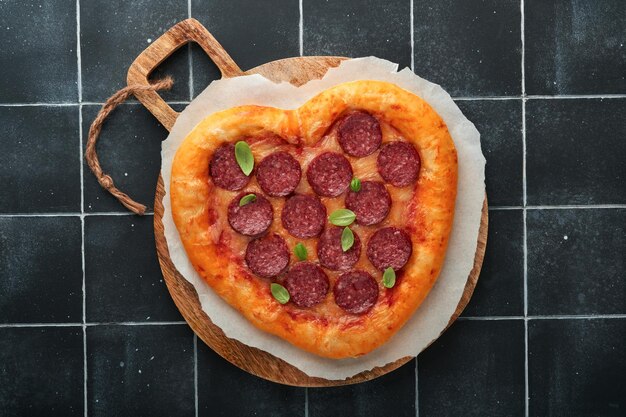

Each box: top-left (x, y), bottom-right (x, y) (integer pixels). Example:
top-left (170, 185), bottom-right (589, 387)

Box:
top-left (129, 18), bottom-right (488, 386)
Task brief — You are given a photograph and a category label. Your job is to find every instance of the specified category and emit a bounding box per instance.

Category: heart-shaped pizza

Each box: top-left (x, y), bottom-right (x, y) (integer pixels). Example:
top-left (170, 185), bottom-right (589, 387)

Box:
top-left (170, 80), bottom-right (457, 359)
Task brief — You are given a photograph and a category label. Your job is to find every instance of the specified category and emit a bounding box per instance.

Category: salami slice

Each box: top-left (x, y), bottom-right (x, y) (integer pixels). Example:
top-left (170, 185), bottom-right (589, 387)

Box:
top-left (281, 194), bottom-right (326, 239)
top-left (227, 192), bottom-right (273, 236)
top-left (256, 151), bottom-right (302, 197)
top-left (317, 227), bottom-right (361, 271)
top-left (306, 152), bottom-right (353, 197)
top-left (209, 143), bottom-right (250, 191)
top-left (366, 227), bottom-right (412, 271)
top-left (284, 262), bottom-right (329, 308)
top-left (334, 270), bottom-right (379, 315)
top-left (245, 233), bottom-right (289, 278)
top-left (377, 141), bottom-right (421, 187)
top-left (345, 181), bottom-right (391, 226)
top-left (337, 111), bottom-right (382, 157)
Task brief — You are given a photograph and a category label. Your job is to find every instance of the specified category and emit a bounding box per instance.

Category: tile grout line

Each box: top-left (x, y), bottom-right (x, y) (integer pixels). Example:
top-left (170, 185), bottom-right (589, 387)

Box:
top-left (299, 3), bottom-right (307, 414)
top-left (410, 0), bottom-right (415, 72)
top-left (299, 0), bottom-right (304, 57)
top-left (415, 358), bottom-right (419, 417)
top-left (521, 0), bottom-right (529, 415)
top-left (194, 334), bottom-right (198, 417)
top-left (2, 204), bottom-right (625, 219)
top-left (2, 315), bottom-right (625, 328)
top-left (3, 94), bottom-right (626, 107)
top-left (75, 0), bottom-right (87, 414)
top-left (188, 0), bottom-right (194, 101)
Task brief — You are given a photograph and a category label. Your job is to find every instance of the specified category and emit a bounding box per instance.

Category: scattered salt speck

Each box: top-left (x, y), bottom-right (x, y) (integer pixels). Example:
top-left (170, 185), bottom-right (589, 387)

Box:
top-left (150, 356), bottom-right (155, 360)
top-left (119, 361), bottom-right (125, 367)
top-left (146, 316), bottom-right (151, 320)
top-left (147, 38), bottom-right (152, 43)
top-left (124, 172), bottom-right (128, 177)
top-left (138, 369), bottom-right (142, 374)
top-left (563, 235), bottom-right (568, 240)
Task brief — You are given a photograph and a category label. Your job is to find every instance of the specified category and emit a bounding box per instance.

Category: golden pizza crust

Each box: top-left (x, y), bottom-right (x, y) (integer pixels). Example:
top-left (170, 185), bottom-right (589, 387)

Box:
top-left (170, 80), bottom-right (457, 359)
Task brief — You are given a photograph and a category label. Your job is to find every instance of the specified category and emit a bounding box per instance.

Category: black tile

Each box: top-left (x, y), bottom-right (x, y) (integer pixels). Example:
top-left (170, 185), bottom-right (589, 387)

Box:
top-left (0, 1), bottom-right (77, 102)
top-left (456, 100), bottom-right (523, 206)
top-left (191, 0), bottom-right (299, 96)
top-left (0, 106), bottom-right (80, 213)
top-left (87, 325), bottom-right (194, 417)
top-left (529, 319), bottom-right (626, 417)
top-left (0, 327), bottom-right (84, 417)
top-left (197, 342), bottom-right (304, 417)
top-left (0, 217), bottom-right (82, 323)
top-left (525, 0), bottom-right (626, 95)
top-left (419, 320), bottom-right (525, 417)
top-left (309, 360), bottom-right (415, 417)
top-left (84, 215), bottom-right (181, 322)
top-left (303, 0), bottom-right (411, 70)
top-left (82, 104), bottom-right (176, 213)
top-left (526, 99), bottom-right (626, 205)
top-left (413, 0), bottom-right (521, 97)
top-left (462, 210), bottom-right (524, 317)
top-left (527, 209), bottom-right (626, 316)
top-left (80, 0), bottom-right (189, 102)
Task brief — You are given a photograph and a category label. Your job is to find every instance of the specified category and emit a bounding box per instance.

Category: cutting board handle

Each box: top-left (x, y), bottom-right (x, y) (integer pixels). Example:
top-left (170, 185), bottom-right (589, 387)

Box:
top-left (127, 18), bottom-right (243, 130)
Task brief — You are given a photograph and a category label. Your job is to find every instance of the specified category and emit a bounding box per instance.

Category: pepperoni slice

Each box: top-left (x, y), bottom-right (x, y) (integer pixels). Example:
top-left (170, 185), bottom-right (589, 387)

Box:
top-left (366, 227), bottom-right (412, 271)
top-left (227, 192), bottom-right (273, 236)
top-left (245, 234), bottom-right (289, 278)
top-left (209, 143), bottom-right (250, 191)
top-left (283, 262), bottom-right (329, 308)
top-left (317, 227), bottom-right (361, 271)
top-left (337, 111), bottom-right (382, 157)
top-left (306, 152), bottom-right (353, 197)
top-left (334, 270), bottom-right (379, 315)
top-left (256, 151), bottom-right (302, 197)
top-left (377, 142), bottom-right (420, 187)
top-left (345, 181), bottom-right (391, 226)
top-left (281, 194), bottom-right (326, 239)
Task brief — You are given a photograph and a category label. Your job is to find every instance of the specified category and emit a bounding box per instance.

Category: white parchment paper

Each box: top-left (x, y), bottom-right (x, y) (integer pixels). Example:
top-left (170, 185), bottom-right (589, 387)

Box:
top-left (161, 57), bottom-right (485, 380)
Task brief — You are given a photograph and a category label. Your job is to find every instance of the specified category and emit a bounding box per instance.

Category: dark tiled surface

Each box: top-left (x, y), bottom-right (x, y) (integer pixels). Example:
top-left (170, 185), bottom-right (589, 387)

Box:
top-left (87, 325), bottom-right (195, 417)
top-left (0, 217), bottom-right (82, 323)
top-left (84, 215), bottom-right (182, 322)
top-left (529, 319), bottom-right (626, 417)
top-left (525, 0), bottom-right (626, 95)
top-left (82, 104), bottom-right (175, 213)
top-left (462, 210), bottom-right (524, 317)
top-left (197, 342), bottom-right (305, 417)
top-left (192, 0), bottom-right (299, 95)
top-left (0, 1), bottom-right (77, 103)
top-left (80, 0), bottom-right (189, 102)
top-left (456, 99), bottom-right (523, 206)
top-left (0, 327), bottom-right (84, 417)
top-left (309, 360), bottom-right (415, 417)
top-left (413, 0), bottom-right (521, 97)
top-left (526, 98), bottom-right (626, 205)
top-left (1, 1), bottom-right (625, 416)
top-left (527, 209), bottom-right (626, 315)
top-left (303, 0), bottom-right (411, 70)
top-left (419, 320), bottom-right (526, 417)
top-left (0, 106), bottom-right (80, 213)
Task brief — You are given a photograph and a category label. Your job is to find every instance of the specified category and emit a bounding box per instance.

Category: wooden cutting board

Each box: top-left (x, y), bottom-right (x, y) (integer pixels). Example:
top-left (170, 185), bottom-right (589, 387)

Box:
top-left (127, 18), bottom-right (488, 387)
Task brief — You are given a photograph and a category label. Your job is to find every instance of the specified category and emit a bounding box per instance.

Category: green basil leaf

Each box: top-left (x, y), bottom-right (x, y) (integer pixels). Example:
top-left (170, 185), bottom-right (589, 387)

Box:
top-left (234, 141), bottom-right (254, 176)
top-left (239, 193), bottom-right (257, 207)
top-left (328, 209), bottom-right (356, 226)
top-left (350, 177), bottom-right (361, 192)
top-left (341, 227), bottom-right (354, 252)
top-left (294, 243), bottom-right (308, 261)
top-left (382, 267), bottom-right (396, 289)
top-left (270, 283), bottom-right (290, 304)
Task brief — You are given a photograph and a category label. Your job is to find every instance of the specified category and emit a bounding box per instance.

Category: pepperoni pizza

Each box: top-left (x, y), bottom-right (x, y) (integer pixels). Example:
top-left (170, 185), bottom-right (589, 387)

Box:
top-left (170, 80), bottom-right (457, 359)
